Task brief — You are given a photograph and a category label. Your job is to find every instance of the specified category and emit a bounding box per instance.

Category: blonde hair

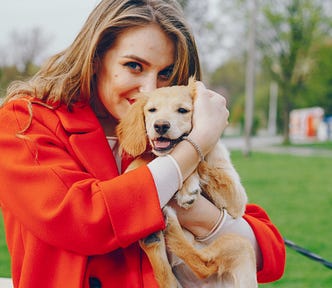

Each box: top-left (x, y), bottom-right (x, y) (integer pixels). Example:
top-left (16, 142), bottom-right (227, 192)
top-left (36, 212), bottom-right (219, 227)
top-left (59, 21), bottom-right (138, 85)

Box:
top-left (4, 0), bottom-right (201, 108)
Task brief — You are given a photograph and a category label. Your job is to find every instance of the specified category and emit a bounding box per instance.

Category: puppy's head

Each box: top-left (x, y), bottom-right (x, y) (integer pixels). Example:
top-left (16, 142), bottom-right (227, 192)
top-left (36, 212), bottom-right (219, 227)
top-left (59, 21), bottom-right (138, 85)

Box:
top-left (117, 77), bottom-right (196, 157)
top-left (144, 80), bottom-right (196, 156)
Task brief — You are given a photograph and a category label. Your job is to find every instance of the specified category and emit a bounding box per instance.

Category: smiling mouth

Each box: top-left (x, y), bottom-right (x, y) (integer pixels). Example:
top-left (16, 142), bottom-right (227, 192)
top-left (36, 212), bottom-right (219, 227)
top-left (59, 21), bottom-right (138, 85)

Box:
top-left (151, 136), bottom-right (184, 153)
top-left (128, 98), bottom-right (136, 105)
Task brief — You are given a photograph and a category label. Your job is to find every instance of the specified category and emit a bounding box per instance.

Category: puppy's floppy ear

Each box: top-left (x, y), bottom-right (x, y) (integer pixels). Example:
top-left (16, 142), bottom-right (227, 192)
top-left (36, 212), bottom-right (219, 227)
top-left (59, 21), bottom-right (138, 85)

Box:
top-left (188, 76), bottom-right (197, 101)
top-left (116, 96), bottom-right (148, 157)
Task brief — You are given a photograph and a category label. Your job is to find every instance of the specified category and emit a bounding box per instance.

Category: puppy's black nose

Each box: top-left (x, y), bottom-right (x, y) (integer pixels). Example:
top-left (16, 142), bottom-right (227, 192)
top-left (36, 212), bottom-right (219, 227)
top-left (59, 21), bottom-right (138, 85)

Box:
top-left (154, 120), bottom-right (170, 135)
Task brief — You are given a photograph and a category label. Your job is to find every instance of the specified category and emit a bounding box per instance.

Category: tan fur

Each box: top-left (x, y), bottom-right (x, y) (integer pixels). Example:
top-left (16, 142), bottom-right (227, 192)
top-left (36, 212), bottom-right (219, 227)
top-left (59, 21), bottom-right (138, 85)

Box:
top-left (116, 78), bottom-right (257, 287)
top-left (117, 96), bottom-right (149, 157)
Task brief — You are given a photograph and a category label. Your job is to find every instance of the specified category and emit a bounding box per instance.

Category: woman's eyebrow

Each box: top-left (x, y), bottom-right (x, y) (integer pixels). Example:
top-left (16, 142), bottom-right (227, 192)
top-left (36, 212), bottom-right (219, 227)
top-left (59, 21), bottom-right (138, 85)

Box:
top-left (122, 55), bottom-right (150, 66)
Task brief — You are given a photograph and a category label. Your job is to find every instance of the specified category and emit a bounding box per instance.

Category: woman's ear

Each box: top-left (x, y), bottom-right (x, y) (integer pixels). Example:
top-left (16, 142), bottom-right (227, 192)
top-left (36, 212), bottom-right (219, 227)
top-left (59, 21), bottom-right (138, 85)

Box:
top-left (116, 96), bottom-right (148, 157)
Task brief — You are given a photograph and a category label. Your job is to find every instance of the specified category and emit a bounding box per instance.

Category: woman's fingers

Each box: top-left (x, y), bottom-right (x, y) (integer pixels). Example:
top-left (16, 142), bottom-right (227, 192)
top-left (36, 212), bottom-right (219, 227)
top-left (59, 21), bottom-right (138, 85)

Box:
top-left (189, 81), bottom-right (229, 154)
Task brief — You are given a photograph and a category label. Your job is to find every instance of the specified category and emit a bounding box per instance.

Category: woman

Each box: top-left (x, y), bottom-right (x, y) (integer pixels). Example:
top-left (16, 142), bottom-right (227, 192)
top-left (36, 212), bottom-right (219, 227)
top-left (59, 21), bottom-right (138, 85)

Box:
top-left (0, 0), bottom-right (285, 287)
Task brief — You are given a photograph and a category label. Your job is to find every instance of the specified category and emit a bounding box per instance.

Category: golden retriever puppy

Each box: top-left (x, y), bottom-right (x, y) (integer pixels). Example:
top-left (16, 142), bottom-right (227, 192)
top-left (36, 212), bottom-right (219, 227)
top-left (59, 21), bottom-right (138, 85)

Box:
top-left (116, 78), bottom-right (257, 288)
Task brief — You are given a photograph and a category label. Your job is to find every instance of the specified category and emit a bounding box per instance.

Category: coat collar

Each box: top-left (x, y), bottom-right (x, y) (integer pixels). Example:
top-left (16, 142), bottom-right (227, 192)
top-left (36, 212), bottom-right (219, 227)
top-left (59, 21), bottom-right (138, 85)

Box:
top-left (54, 103), bottom-right (120, 180)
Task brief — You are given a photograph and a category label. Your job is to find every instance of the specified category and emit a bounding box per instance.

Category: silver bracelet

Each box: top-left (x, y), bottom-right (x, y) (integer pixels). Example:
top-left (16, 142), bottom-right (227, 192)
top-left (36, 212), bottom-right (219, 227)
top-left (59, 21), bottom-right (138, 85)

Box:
top-left (195, 208), bottom-right (226, 242)
top-left (182, 136), bottom-right (204, 162)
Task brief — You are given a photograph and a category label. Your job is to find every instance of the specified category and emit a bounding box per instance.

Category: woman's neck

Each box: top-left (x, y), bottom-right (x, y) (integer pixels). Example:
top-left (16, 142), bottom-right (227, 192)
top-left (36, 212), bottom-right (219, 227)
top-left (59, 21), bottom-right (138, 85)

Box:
top-left (90, 97), bottom-right (119, 137)
top-left (98, 116), bottom-right (118, 137)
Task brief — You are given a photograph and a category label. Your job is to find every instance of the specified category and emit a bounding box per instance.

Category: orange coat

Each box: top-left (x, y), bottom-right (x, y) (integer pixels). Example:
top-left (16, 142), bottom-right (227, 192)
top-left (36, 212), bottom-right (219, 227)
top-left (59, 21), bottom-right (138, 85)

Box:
top-left (0, 99), bottom-right (285, 287)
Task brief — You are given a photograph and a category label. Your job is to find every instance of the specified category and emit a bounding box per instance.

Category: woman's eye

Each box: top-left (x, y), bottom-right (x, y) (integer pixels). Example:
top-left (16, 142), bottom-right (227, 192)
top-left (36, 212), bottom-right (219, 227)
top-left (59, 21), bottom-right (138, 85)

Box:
top-left (124, 62), bottom-right (142, 73)
top-left (178, 108), bottom-right (189, 114)
top-left (158, 66), bottom-right (173, 81)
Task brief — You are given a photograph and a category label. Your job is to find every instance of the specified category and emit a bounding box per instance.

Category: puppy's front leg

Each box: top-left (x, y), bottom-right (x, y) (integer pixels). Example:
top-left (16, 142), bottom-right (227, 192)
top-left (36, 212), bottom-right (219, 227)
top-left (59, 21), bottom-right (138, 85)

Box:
top-left (198, 142), bottom-right (247, 218)
top-left (176, 171), bottom-right (201, 209)
top-left (164, 207), bottom-right (219, 279)
top-left (200, 233), bottom-right (257, 288)
top-left (139, 231), bottom-right (178, 288)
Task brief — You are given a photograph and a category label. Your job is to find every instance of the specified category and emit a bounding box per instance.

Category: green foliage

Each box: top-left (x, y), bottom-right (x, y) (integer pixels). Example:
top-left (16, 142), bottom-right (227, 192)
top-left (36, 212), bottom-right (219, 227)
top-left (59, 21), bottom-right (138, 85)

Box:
top-left (259, 0), bottom-right (331, 141)
top-left (209, 56), bottom-right (273, 134)
top-left (0, 66), bottom-right (20, 98)
top-left (0, 64), bottom-right (39, 98)
top-left (207, 1), bottom-right (332, 138)
top-left (300, 40), bottom-right (332, 115)
top-left (210, 57), bottom-right (246, 107)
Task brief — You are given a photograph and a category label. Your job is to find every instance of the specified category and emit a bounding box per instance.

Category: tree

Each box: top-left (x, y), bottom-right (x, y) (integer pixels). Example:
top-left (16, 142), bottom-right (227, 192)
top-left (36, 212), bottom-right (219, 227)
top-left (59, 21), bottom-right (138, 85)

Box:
top-left (0, 27), bottom-right (48, 97)
top-left (210, 57), bottom-right (246, 108)
top-left (0, 66), bottom-right (20, 97)
top-left (179, 0), bottom-right (248, 75)
top-left (259, 0), bottom-right (332, 143)
top-left (301, 39), bottom-right (332, 115)
top-left (9, 27), bottom-right (50, 75)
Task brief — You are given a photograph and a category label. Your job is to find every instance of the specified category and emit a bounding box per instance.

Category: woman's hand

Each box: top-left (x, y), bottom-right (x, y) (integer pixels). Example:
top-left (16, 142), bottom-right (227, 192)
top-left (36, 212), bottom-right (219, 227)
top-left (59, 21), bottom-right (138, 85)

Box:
top-left (169, 81), bottom-right (229, 180)
top-left (189, 81), bottom-right (229, 156)
top-left (168, 194), bottom-right (221, 238)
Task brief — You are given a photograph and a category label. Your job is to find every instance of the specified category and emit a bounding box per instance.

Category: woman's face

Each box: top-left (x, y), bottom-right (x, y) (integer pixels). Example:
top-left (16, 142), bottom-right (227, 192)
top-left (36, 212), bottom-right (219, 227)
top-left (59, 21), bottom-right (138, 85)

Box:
top-left (96, 24), bottom-right (175, 121)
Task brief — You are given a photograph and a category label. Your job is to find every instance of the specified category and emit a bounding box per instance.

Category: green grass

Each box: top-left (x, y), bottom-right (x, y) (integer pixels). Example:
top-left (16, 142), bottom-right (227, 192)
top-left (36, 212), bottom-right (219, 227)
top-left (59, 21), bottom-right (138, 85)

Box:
top-left (231, 151), bottom-right (332, 287)
top-left (1, 151), bottom-right (332, 286)
top-left (0, 211), bottom-right (10, 277)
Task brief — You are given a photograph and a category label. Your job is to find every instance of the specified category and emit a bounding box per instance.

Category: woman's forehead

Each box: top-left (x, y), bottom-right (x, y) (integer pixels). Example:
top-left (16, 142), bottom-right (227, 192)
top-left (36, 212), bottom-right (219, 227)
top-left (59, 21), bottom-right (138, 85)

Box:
top-left (112, 24), bottom-right (175, 66)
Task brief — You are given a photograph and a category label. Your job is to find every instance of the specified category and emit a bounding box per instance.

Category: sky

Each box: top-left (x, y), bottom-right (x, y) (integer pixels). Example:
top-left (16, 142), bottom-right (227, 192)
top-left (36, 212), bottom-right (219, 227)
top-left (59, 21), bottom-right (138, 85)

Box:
top-left (0, 0), bottom-right (99, 64)
top-left (0, 0), bottom-right (235, 70)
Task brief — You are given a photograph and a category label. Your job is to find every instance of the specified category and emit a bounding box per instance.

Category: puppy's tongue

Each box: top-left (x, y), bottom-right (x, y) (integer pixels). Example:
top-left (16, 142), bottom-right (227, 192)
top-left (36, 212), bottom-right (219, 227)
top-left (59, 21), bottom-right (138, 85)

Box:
top-left (154, 140), bottom-right (171, 149)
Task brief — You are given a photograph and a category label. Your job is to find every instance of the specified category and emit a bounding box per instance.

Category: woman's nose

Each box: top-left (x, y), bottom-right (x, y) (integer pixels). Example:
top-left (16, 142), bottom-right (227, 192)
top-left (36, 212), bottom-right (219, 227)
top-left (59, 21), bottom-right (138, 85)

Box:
top-left (139, 75), bottom-right (157, 92)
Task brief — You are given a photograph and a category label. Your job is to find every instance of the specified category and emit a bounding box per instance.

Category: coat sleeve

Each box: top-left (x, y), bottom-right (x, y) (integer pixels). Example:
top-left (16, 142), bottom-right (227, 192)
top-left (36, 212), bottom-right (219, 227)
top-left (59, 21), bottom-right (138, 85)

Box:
top-left (0, 100), bottom-right (165, 255)
top-left (243, 204), bottom-right (286, 283)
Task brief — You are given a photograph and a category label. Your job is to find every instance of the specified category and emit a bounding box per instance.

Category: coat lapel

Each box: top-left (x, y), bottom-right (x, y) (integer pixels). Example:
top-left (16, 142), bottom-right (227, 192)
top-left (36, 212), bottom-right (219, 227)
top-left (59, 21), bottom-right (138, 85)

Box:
top-left (55, 103), bottom-right (119, 180)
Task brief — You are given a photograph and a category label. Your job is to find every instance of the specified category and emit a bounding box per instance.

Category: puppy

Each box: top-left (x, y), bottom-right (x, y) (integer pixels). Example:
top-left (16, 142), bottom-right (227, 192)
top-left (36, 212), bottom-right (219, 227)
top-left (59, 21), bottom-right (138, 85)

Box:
top-left (116, 78), bottom-right (257, 288)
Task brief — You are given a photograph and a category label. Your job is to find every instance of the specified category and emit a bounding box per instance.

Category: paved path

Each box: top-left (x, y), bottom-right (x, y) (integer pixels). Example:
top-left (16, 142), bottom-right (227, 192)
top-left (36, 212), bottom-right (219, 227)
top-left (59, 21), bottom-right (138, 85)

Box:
top-left (251, 145), bottom-right (332, 157)
top-left (222, 136), bottom-right (332, 157)
top-left (0, 278), bottom-right (13, 288)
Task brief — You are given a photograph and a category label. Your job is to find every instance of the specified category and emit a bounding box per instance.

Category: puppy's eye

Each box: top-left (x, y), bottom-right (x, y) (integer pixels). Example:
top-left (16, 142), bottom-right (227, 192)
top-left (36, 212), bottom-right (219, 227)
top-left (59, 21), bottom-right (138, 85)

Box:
top-left (148, 108), bottom-right (157, 113)
top-left (178, 108), bottom-right (189, 114)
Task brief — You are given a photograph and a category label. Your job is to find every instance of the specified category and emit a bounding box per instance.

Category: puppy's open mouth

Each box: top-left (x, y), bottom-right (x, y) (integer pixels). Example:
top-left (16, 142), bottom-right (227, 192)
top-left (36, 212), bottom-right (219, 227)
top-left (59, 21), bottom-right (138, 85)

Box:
top-left (152, 137), bottom-right (182, 152)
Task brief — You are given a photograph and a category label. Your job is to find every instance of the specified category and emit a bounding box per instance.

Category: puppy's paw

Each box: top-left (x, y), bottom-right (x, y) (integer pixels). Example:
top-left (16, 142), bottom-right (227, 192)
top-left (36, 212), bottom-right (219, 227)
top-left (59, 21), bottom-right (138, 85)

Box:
top-left (176, 176), bottom-right (201, 208)
top-left (176, 189), bottom-right (200, 209)
top-left (174, 171), bottom-right (201, 209)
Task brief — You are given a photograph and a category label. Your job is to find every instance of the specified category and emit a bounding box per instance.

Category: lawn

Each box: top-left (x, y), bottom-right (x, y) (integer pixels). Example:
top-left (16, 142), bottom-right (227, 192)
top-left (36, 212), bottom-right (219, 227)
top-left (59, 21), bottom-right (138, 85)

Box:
top-left (1, 150), bottom-right (332, 286)
top-left (0, 210), bottom-right (10, 277)
top-left (231, 151), bottom-right (332, 287)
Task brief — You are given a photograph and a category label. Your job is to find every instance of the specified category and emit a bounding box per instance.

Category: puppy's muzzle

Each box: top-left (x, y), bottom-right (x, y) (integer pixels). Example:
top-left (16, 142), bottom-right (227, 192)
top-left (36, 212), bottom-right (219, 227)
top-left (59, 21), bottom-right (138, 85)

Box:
top-left (154, 120), bottom-right (170, 135)
top-left (152, 119), bottom-right (183, 153)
